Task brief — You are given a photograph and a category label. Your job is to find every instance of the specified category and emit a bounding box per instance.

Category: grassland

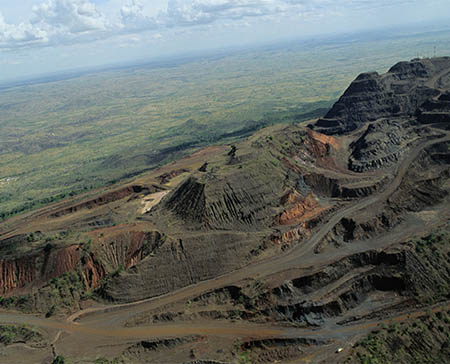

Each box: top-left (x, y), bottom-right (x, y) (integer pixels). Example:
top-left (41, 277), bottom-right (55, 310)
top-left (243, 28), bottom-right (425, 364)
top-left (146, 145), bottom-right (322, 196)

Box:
top-left (0, 324), bottom-right (44, 346)
top-left (348, 309), bottom-right (450, 364)
top-left (1, 28), bottom-right (450, 220)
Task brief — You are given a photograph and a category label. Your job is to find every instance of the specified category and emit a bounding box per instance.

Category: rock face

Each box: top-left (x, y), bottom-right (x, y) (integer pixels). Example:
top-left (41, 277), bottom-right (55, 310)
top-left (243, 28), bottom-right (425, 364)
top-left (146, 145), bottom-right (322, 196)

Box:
top-left (126, 232), bottom-right (450, 331)
top-left (313, 57), bottom-right (450, 172)
top-left (0, 229), bottom-right (165, 297)
top-left (417, 90), bottom-right (450, 124)
top-left (314, 57), bottom-right (450, 135)
top-left (0, 244), bottom-right (81, 295)
top-left (163, 171), bottom-right (281, 231)
top-left (347, 118), bottom-right (411, 172)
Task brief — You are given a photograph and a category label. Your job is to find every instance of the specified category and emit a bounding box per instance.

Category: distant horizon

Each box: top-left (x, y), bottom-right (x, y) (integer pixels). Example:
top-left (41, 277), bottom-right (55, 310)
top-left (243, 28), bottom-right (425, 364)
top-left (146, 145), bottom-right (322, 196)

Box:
top-left (1, 0), bottom-right (449, 82)
top-left (1, 18), bottom-right (450, 86)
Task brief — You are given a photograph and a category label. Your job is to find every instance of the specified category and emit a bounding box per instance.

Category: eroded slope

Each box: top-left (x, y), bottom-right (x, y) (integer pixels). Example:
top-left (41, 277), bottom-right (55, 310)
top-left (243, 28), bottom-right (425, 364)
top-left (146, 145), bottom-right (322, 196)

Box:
top-left (0, 57), bottom-right (449, 364)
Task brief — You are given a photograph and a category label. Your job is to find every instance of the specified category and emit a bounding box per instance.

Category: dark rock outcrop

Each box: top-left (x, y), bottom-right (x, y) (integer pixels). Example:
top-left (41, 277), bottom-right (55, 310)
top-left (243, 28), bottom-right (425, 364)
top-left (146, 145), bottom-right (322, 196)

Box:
top-left (347, 119), bottom-right (411, 172)
top-left (314, 57), bottom-right (450, 135)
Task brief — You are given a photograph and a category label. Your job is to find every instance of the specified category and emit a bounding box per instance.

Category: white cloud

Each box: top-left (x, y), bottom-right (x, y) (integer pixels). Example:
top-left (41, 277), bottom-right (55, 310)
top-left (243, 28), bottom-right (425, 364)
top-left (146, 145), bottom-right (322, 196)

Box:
top-left (163, 0), bottom-right (276, 27)
top-left (30, 0), bottom-right (112, 48)
top-left (0, 12), bottom-right (48, 49)
top-left (0, 0), bottom-right (444, 50)
top-left (121, 0), bottom-right (144, 22)
top-left (32, 0), bottom-right (109, 33)
top-left (0, 0), bottom-right (113, 49)
top-left (120, 0), bottom-right (158, 30)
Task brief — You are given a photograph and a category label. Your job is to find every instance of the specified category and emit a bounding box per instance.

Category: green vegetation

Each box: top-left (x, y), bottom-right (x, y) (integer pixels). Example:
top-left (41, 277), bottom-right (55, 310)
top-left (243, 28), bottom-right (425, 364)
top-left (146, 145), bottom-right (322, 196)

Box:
top-left (0, 230), bottom-right (91, 261)
top-left (0, 270), bottom-right (89, 314)
top-left (52, 356), bottom-right (66, 364)
top-left (44, 271), bottom-right (87, 313)
top-left (233, 339), bottom-right (252, 364)
top-left (347, 310), bottom-right (450, 364)
top-left (345, 229), bottom-right (450, 364)
top-left (411, 230), bottom-right (450, 304)
top-left (238, 349), bottom-right (252, 364)
top-left (1, 30), bottom-right (450, 221)
top-left (0, 295), bottom-right (32, 311)
top-left (0, 324), bottom-right (44, 346)
top-left (94, 358), bottom-right (123, 364)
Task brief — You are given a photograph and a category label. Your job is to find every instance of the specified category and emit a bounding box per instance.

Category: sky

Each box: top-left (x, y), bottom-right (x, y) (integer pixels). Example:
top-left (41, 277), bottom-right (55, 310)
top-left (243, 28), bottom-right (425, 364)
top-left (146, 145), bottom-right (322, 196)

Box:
top-left (0, 0), bottom-right (449, 81)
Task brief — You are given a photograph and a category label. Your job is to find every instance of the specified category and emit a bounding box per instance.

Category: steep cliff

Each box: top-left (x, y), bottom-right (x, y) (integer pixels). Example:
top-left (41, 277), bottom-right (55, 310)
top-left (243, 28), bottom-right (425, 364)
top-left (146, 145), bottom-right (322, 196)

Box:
top-left (314, 57), bottom-right (450, 135)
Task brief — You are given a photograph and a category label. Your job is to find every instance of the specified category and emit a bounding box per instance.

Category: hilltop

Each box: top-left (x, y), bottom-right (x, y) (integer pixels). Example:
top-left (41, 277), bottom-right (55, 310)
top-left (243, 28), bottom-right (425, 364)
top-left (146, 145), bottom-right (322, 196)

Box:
top-left (0, 57), bottom-right (449, 364)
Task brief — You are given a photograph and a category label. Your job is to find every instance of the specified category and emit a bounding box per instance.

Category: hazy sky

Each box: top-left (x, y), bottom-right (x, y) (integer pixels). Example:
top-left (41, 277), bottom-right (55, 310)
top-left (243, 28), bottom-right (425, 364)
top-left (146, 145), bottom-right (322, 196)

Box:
top-left (0, 0), bottom-right (449, 81)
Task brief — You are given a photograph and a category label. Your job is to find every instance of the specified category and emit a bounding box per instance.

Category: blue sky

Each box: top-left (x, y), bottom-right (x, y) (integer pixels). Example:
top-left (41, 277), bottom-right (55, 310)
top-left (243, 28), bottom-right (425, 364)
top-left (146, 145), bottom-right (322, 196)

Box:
top-left (0, 0), bottom-right (449, 81)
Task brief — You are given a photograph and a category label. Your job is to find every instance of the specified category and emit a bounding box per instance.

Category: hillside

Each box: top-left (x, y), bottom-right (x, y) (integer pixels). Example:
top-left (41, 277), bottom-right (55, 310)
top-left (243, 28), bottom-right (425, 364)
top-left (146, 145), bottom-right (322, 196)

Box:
top-left (0, 57), bottom-right (449, 364)
top-left (2, 29), bottom-right (450, 222)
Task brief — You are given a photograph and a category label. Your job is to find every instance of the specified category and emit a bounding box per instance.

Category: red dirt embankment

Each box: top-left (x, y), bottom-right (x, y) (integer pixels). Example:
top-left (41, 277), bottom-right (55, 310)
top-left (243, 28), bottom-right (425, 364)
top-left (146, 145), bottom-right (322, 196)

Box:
top-left (306, 128), bottom-right (340, 152)
top-left (305, 128), bottom-right (342, 170)
top-left (0, 245), bottom-right (80, 295)
top-left (278, 193), bottom-right (321, 226)
top-left (0, 229), bottom-right (164, 296)
top-left (276, 190), bottom-right (329, 228)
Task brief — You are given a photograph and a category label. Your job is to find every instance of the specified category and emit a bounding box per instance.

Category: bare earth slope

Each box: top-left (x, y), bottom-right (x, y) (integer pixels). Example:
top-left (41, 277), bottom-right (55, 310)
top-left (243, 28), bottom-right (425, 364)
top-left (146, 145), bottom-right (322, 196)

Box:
top-left (0, 57), bottom-right (450, 364)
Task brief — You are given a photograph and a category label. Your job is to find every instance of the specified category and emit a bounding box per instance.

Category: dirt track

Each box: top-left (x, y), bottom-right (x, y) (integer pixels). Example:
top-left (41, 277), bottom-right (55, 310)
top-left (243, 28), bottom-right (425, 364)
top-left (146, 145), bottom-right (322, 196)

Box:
top-left (1, 127), bottom-right (449, 363)
top-left (66, 127), bottom-right (450, 327)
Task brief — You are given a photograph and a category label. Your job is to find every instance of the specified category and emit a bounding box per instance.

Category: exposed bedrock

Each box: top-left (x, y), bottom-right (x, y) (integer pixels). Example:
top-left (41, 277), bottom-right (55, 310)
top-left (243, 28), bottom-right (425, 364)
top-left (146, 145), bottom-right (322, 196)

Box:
top-left (303, 173), bottom-right (380, 198)
top-left (0, 244), bottom-right (81, 295)
top-left (1, 124), bottom-right (342, 305)
top-left (259, 234), bottom-right (450, 325)
top-left (124, 336), bottom-right (199, 354)
top-left (386, 140), bottom-right (450, 213)
top-left (347, 119), bottom-right (413, 172)
top-left (127, 236), bottom-right (450, 329)
top-left (313, 57), bottom-right (450, 135)
top-left (160, 171), bottom-right (283, 230)
top-left (0, 229), bottom-right (164, 297)
top-left (322, 140), bottom-right (450, 248)
top-left (263, 244), bottom-right (446, 324)
top-left (156, 128), bottom-right (341, 232)
top-left (98, 232), bottom-right (264, 302)
top-left (263, 251), bottom-right (414, 324)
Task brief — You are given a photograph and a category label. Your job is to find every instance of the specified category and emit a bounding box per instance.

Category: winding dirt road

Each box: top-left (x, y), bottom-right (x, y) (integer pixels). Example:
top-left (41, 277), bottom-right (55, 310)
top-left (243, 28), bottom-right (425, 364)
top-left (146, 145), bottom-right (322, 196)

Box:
top-left (1, 126), bottom-right (449, 363)
top-left (67, 127), bottom-right (450, 329)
